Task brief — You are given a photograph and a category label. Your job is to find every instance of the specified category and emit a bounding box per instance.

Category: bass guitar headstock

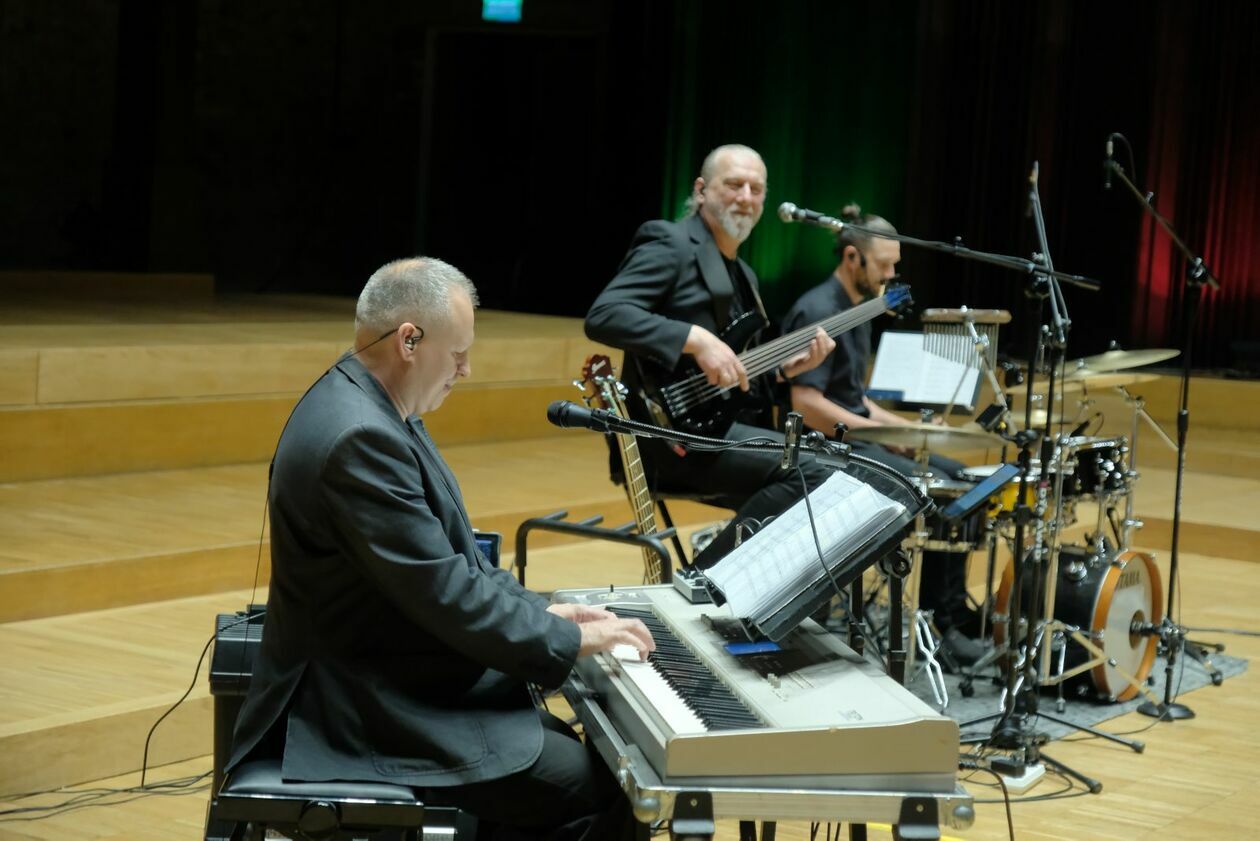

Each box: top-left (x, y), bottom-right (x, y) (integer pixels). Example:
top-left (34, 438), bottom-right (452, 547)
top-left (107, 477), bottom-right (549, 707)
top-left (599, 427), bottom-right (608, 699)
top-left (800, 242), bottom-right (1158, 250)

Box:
top-left (884, 282), bottom-right (915, 319)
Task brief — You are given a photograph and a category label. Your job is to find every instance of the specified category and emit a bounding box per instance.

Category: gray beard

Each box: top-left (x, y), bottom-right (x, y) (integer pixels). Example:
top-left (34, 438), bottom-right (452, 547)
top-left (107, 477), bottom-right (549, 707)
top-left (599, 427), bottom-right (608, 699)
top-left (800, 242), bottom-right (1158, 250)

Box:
top-left (714, 206), bottom-right (756, 243)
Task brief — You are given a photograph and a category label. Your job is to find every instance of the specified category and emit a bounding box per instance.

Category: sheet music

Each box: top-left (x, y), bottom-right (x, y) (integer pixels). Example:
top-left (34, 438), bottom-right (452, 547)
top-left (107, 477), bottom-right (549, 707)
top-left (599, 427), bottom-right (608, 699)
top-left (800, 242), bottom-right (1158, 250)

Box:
top-left (703, 470), bottom-right (906, 621)
top-left (867, 331), bottom-right (981, 409)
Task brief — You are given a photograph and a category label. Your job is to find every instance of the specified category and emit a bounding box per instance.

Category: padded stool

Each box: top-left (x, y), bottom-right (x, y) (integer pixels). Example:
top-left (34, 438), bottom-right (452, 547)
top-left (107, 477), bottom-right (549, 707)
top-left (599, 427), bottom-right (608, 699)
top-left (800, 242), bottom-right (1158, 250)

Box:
top-left (205, 759), bottom-right (473, 841)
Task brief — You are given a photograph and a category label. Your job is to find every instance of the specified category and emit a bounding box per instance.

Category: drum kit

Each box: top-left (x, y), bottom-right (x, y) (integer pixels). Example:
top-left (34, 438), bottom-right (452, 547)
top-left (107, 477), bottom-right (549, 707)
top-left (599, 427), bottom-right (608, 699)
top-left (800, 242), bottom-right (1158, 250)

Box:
top-left (849, 310), bottom-right (1180, 709)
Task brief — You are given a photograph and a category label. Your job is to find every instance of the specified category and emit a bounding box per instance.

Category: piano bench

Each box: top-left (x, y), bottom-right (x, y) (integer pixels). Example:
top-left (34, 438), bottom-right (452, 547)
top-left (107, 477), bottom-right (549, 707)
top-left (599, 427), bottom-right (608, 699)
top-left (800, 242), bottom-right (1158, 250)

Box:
top-left (204, 759), bottom-right (473, 841)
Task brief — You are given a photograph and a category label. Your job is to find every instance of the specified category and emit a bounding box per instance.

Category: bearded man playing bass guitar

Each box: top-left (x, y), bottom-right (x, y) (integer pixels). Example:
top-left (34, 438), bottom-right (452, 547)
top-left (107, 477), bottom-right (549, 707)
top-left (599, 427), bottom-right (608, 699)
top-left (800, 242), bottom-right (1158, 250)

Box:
top-left (584, 144), bottom-right (835, 569)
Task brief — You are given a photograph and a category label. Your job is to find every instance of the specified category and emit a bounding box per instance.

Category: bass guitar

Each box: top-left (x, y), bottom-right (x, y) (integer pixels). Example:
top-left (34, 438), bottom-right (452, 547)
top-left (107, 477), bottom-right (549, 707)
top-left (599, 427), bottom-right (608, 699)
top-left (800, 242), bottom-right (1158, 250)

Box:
top-left (634, 284), bottom-right (913, 434)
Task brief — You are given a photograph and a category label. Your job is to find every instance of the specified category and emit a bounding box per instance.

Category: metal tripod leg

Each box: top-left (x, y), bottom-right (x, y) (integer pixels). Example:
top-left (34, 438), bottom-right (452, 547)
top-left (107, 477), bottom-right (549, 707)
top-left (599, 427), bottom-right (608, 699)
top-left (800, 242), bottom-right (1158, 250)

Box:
top-left (957, 640), bottom-right (1004, 699)
top-left (1182, 638), bottom-right (1225, 686)
top-left (1032, 711), bottom-right (1144, 752)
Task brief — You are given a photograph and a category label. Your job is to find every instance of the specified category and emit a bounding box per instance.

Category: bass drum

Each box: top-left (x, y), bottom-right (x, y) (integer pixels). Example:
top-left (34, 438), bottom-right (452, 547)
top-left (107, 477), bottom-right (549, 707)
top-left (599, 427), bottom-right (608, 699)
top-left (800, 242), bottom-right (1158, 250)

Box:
top-left (994, 546), bottom-right (1163, 702)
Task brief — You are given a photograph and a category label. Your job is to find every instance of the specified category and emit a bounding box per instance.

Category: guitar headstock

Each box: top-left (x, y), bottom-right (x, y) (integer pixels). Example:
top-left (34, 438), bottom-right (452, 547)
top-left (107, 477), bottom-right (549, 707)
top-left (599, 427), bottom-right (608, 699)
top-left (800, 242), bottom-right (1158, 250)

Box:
top-left (578, 354), bottom-right (622, 411)
top-left (884, 282), bottom-right (915, 318)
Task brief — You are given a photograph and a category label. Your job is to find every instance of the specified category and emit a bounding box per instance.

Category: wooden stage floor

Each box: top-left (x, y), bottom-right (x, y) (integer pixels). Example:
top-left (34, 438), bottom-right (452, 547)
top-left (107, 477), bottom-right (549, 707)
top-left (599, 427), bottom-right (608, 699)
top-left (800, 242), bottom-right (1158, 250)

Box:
top-left (1, 287), bottom-right (1258, 839)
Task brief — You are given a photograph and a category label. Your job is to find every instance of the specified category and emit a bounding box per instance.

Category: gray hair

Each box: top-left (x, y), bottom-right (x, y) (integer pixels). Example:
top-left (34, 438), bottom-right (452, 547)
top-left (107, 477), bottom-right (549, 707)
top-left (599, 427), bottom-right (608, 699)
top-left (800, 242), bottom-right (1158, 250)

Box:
top-left (683, 143), bottom-right (763, 217)
top-left (354, 257), bottom-right (479, 335)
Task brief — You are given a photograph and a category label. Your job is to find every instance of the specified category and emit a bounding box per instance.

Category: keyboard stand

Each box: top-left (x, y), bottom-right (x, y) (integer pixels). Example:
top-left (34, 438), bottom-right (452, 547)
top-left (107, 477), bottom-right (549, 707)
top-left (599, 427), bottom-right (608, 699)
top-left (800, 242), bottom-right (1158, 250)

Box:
top-left (566, 669), bottom-right (973, 840)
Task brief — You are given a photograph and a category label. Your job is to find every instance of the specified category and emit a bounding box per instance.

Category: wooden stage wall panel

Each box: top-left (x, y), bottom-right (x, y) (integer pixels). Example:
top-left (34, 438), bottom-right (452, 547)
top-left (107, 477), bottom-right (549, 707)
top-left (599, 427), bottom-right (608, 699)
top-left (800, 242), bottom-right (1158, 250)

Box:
top-left (422, 383), bottom-right (585, 445)
top-left (0, 436), bottom-right (735, 621)
top-left (35, 342), bottom-right (344, 403)
top-left (0, 270), bottom-right (216, 300)
top-left (0, 383), bottom-right (582, 482)
top-left (0, 545), bottom-right (272, 624)
top-left (0, 349), bottom-right (38, 405)
top-left (0, 398), bottom-right (297, 483)
top-left (0, 695), bottom-right (214, 800)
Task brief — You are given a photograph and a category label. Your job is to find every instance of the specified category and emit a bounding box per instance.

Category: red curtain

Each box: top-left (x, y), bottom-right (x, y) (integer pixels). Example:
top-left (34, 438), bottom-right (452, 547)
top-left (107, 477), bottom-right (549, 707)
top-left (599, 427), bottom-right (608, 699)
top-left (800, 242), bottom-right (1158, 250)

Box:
top-left (1132, 2), bottom-right (1260, 368)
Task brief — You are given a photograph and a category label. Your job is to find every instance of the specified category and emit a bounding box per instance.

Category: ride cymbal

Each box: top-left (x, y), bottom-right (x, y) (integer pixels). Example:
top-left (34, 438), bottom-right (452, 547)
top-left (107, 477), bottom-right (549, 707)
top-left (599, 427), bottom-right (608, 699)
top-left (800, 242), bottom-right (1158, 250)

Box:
top-left (848, 423), bottom-right (1003, 451)
top-left (1069, 348), bottom-right (1179, 373)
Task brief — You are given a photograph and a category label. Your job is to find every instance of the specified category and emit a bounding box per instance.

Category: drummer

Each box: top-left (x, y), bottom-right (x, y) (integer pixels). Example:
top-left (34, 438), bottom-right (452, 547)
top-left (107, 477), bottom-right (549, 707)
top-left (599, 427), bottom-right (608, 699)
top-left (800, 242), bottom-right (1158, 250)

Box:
top-left (781, 204), bottom-right (983, 664)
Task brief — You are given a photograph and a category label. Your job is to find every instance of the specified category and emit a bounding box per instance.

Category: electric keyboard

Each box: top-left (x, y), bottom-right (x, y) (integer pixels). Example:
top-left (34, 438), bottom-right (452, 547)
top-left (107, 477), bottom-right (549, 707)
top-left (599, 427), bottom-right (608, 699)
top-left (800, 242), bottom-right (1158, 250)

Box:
top-left (554, 585), bottom-right (974, 835)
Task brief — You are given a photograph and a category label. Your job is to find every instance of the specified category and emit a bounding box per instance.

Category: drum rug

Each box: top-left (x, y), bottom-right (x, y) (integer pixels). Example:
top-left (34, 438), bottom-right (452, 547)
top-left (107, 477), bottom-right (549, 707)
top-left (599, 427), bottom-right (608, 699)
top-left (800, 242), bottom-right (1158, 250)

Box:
top-left (901, 647), bottom-right (1248, 741)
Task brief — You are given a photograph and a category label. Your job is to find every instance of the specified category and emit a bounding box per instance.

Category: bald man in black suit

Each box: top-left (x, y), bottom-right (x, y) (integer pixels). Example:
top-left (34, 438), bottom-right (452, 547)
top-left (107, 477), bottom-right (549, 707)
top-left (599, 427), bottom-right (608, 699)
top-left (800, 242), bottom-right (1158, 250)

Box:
top-left (227, 257), bottom-right (651, 840)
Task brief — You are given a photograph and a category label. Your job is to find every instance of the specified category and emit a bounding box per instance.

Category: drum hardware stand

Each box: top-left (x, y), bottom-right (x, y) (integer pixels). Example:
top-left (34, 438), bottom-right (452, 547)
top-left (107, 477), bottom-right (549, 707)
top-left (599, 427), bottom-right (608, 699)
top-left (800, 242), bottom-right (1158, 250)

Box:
top-left (1104, 135), bottom-right (1225, 721)
top-left (960, 162), bottom-right (1119, 795)
top-left (1113, 384), bottom-right (1177, 548)
top-left (915, 610), bottom-right (951, 709)
top-left (900, 445), bottom-right (958, 707)
top-left (956, 519), bottom-right (1005, 700)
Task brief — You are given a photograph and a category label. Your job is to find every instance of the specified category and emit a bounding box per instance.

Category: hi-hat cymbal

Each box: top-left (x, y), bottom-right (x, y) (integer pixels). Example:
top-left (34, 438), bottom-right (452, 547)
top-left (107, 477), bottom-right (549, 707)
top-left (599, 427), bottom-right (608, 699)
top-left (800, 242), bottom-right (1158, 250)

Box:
top-left (1069, 348), bottom-right (1179, 373)
top-left (848, 422), bottom-right (1003, 451)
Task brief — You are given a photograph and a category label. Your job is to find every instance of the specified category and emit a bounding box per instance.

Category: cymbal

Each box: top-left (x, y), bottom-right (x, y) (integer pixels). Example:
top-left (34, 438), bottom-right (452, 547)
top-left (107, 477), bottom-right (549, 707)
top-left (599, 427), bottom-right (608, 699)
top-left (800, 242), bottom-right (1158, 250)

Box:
top-left (1066, 371), bottom-right (1161, 389)
top-left (1022, 409), bottom-right (1078, 427)
top-left (1069, 348), bottom-right (1179, 373)
top-left (1013, 378), bottom-right (1088, 397)
top-left (848, 422), bottom-right (1003, 451)
top-left (1013, 370), bottom-right (1160, 396)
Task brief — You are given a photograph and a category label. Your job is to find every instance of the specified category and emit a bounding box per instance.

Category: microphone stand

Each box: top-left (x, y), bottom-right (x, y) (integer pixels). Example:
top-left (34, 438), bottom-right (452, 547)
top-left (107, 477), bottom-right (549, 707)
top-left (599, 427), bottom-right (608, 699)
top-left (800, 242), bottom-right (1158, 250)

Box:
top-left (959, 164), bottom-right (1132, 795)
top-left (583, 407), bottom-right (928, 502)
top-left (1105, 148), bottom-right (1223, 721)
top-left (779, 207), bottom-right (1105, 293)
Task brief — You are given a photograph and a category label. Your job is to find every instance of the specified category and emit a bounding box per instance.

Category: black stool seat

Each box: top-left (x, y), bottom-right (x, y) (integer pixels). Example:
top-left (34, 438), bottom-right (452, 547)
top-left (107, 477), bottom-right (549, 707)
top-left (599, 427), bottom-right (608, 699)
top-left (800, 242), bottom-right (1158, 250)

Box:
top-left (208, 759), bottom-right (462, 840)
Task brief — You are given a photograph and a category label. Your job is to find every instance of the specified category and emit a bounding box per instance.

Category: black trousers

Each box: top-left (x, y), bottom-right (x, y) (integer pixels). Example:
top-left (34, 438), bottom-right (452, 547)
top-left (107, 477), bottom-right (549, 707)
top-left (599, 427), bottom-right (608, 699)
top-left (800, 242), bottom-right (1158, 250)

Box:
top-left (848, 441), bottom-right (975, 630)
top-left (641, 421), bottom-right (833, 569)
top-left (427, 711), bottom-right (636, 841)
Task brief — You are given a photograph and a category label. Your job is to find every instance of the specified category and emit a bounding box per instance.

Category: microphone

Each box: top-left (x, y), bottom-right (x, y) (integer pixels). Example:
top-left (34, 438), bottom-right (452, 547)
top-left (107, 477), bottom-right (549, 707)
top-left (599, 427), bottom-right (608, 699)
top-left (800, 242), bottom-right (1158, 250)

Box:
top-left (1104, 137), bottom-right (1114, 190)
top-left (777, 202), bottom-right (845, 231)
top-left (546, 400), bottom-right (617, 433)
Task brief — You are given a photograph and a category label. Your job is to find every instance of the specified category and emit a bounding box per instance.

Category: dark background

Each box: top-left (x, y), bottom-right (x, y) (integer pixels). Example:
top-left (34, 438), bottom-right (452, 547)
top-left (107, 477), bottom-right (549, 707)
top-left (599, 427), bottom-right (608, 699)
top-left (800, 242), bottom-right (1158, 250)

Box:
top-left (3, 0), bottom-right (1257, 368)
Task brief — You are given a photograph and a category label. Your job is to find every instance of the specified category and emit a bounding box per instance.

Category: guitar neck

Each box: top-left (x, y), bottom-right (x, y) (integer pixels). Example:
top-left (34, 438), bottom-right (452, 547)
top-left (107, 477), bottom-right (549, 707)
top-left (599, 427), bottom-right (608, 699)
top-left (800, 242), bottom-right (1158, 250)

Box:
top-left (653, 286), bottom-right (908, 431)
top-left (604, 389), bottom-right (665, 584)
top-left (737, 293), bottom-right (891, 377)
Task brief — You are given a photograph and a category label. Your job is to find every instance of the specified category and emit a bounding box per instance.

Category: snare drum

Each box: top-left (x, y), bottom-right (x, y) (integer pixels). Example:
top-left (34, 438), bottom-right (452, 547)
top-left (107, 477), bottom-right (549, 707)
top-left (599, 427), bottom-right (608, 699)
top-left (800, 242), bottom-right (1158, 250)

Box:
top-left (1061, 436), bottom-right (1129, 498)
top-left (994, 545), bottom-right (1162, 701)
top-left (960, 462), bottom-right (1062, 521)
top-left (922, 477), bottom-right (986, 552)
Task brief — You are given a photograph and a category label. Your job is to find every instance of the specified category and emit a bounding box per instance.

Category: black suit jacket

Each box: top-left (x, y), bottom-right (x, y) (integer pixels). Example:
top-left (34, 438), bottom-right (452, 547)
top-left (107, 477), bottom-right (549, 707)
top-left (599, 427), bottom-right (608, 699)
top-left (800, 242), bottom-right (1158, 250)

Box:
top-left (584, 213), bottom-right (766, 378)
top-left (226, 356), bottom-right (581, 787)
